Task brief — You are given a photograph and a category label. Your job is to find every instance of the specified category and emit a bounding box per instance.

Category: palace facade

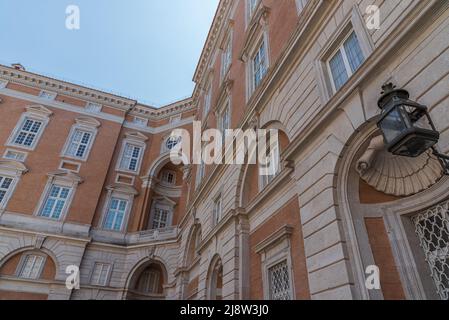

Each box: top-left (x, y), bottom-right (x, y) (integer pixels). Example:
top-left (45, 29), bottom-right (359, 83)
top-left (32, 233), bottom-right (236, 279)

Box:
top-left (0, 0), bottom-right (448, 300)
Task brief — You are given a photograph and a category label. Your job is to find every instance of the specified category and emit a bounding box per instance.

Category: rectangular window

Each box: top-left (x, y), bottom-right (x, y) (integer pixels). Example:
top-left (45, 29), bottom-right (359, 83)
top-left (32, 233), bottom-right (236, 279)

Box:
top-left (253, 40), bottom-right (268, 89)
top-left (91, 263), bottom-right (111, 286)
top-left (103, 198), bottom-right (128, 231)
top-left (13, 118), bottom-right (43, 148)
top-left (3, 149), bottom-right (27, 162)
top-left (65, 129), bottom-right (92, 159)
top-left (152, 207), bottom-right (170, 229)
top-left (170, 115), bottom-right (182, 124)
top-left (133, 117), bottom-right (148, 127)
top-left (0, 176), bottom-right (14, 205)
top-left (85, 102), bottom-right (102, 113)
top-left (204, 85), bottom-right (212, 117)
top-left (213, 196), bottom-right (222, 226)
top-left (119, 143), bottom-right (143, 172)
top-left (39, 185), bottom-right (72, 220)
top-left (161, 171), bottom-right (176, 185)
top-left (18, 255), bottom-right (45, 279)
top-left (268, 260), bottom-right (292, 300)
top-left (328, 31), bottom-right (365, 92)
top-left (222, 37), bottom-right (232, 77)
top-left (220, 104), bottom-right (231, 144)
top-left (137, 270), bottom-right (160, 294)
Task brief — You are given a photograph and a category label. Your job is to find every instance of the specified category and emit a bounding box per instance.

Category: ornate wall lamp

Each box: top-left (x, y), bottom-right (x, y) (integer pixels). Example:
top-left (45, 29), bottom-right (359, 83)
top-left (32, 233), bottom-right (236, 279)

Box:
top-left (377, 83), bottom-right (449, 175)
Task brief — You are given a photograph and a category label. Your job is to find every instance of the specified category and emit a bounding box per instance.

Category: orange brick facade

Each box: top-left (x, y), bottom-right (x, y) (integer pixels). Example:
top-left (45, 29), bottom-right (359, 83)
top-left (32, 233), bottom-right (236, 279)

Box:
top-left (0, 0), bottom-right (448, 300)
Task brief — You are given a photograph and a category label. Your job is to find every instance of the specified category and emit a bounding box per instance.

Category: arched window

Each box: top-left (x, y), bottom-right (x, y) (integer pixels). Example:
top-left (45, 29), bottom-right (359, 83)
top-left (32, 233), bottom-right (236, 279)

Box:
top-left (135, 264), bottom-right (163, 295)
top-left (207, 256), bottom-right (223, 300)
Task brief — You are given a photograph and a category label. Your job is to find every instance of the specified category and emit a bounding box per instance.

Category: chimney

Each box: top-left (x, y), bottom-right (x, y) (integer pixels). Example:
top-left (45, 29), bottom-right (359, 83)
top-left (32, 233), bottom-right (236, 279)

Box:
top-left (12, 63), bottom-right (25, 71)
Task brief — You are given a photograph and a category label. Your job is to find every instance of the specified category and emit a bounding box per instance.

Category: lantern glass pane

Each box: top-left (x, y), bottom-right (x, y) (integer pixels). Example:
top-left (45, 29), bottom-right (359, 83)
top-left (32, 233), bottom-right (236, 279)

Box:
top-left (380, 107), bottom-right (406, 144)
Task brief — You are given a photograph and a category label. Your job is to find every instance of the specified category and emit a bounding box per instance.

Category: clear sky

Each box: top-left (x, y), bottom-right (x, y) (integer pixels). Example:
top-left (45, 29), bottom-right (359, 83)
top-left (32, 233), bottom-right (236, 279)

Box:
top-left (0, 0), bottom-right (219, 106)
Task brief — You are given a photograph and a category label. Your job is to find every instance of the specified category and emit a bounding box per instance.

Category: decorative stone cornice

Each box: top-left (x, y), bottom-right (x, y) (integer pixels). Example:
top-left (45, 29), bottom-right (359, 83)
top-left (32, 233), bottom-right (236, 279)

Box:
top-left (255, 224), bottom-right (294, 254)
top-left (240, 5), bottom-right (271, 62)
top-left (0, 64), bottom-right (136, 111)
top-left (131, 98), bottom-right (195, 120)
top-left (193, 0), bottom-right (232, 84)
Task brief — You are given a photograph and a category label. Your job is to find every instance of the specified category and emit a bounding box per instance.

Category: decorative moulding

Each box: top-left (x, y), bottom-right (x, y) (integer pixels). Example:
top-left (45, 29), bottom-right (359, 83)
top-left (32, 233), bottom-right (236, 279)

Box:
top-left (124, 131), bottom-right (149, 142)
top-left (25, 105), bottom-right (53, 118)
top-left (75, 116), bottom-right (101, 128)
top-left (0, 160), bottom-right (28, 175)
top-left (240, 6), bottom-right (271, 62)
top-left (356, 135), bottom-right (443, 197)
top-left (106, 183), bottom-right (139, 196)
top-left (48, 170), bottom-right (84, 185)
top-left (255, 224), bottom-right (293, 254)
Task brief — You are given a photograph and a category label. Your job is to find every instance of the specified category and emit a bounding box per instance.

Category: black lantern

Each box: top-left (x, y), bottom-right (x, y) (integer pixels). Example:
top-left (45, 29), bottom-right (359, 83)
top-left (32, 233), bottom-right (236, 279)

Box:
top-left (377, 83), bottom-right (449, 175)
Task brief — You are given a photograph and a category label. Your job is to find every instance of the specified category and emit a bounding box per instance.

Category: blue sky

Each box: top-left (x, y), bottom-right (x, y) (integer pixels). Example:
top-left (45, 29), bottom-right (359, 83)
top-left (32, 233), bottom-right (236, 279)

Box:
top-left (0, 0), bottom-right (219, 106)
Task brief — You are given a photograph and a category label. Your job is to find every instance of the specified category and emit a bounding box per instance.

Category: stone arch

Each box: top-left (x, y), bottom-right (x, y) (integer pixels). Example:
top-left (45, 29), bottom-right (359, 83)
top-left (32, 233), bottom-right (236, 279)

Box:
top-left (183, 223), bottom-right (202, 267)
top-left (0, 247), bottom-right (58, 282)
top-left (124, 256), bottom-right (170, 300)
top-left (334, 118), bottom-right (449, 300)
top-left (206, 254), bottom-right (223, 300)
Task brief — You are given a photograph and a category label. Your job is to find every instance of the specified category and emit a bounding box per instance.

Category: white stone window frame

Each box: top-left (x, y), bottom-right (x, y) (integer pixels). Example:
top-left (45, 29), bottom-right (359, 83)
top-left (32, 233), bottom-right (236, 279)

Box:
top-left (203, 81), bottom-right (213, 120)
top-left (217, 97), bottom-right (232, 145)
top-left (58, 160), bottom-right (81, 173)
top-left (245, 0), bottom-right (261, 28)
top-left (33, 171), bottom-right (83, 222)
top-left (61, 117), bottom-right (101, 162)
top-left (315, 6), bottom-right (374, 102)
top-left (133, 116), bottom-right (149, 127)
top-left (85, 102), bottom-right (102, 113)
top-left (196, 145), bottom-right (206, 190)
top-left (245, 30), bottom-right (270, 101)
top-left (258, 131), bottom-right (281, 191)
top-left (212, 193), bottom-right (223, 227)
top-left (3, 148), bottom-right (28, 163)
top-left (220, 30), bottom-right (233, 82)
top-left (89, 262), bottom-right (113, 287)
top-left (255, 225), bottom-right (295, 300)
top-left (100, 184), bottom-right (138, 233)
top-left (149, 196), bottom-right (176, 230)
top-left (116, 132), bottom-right (148, 175)
top-left (0, 79), bottom-right (8, 89)
top-left (15, 252), bottom-right (47, 280)
top-left (6, 105), bottom-right (53, 151)
top-left (0, 160), bottom-right (28, 212)
top-left (169, 114), bottom-right (182, 124)
top-left (38, 90), bottom-right (57, 101)
top-left (115, 173), bottom-right (136, 186)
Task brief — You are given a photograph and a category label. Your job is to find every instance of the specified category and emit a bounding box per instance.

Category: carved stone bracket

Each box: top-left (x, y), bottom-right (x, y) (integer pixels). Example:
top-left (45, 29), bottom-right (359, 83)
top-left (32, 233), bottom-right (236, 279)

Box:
top-left (356, 135), bottom-right (444, 197)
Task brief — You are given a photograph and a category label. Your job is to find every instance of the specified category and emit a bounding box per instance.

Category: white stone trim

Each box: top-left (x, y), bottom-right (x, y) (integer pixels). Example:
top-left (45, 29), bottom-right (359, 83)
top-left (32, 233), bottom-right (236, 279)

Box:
top-left (116, 133), bottom-right (148, 175)
top-left (33, 171), bottom-right (83, 222)
top-left (256, 225), bottom-right (295, 300)
top-left (0, 160), bottom-right (28, 212)
top-left (99, 184), bottom-right (138, 233)
top-left (6, 105), bottom-right (53, 151)
top-left (2, 148), bottom-right (28, 162)
top-left (0, 87), bottom-right (124, 124)
top-left (315, 5), bottom-right (374, 102)
top-left (60, 117), bottom-right (101, 162)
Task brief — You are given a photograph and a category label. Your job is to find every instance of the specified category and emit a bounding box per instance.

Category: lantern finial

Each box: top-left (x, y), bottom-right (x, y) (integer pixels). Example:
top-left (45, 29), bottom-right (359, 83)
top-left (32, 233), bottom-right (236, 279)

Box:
top-left (381, 83), bottom-right (396, 95)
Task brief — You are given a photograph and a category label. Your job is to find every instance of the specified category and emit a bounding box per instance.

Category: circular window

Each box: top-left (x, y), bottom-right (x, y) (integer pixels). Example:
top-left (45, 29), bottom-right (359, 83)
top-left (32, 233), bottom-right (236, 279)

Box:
top-left (166, 136), bottom-right (181, 150)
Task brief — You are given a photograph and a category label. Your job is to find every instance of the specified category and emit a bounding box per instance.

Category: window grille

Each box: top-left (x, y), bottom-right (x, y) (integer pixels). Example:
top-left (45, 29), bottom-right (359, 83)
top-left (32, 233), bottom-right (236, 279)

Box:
top-left (268, 260), bottom-right (292, 300)
top-left (412, 200), bottom-right (449, 300)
